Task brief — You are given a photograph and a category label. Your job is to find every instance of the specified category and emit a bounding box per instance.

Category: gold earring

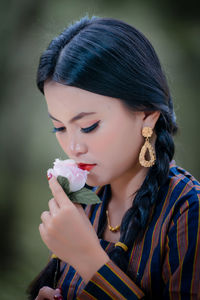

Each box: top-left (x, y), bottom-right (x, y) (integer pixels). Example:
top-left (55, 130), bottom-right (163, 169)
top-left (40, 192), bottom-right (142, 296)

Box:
top-left (139, 127), bottom-right (156, 167)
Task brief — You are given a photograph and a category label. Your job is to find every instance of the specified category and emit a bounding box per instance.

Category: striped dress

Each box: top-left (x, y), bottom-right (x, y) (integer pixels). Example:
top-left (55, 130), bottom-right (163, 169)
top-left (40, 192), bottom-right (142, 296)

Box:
top-left (56, 161), bottom-right (200, 299)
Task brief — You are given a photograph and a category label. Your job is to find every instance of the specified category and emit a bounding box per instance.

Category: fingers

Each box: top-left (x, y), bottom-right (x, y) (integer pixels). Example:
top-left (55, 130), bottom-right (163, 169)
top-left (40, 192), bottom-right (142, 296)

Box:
top-left (39, 211), bottom-right (50, 240)
top-left (48, 176), bottom-right (72, 208)
top-left (48, 198), bottom-right (59, 216)
top-left (39, 200), bottom-right (58, 237)
top-left (35, 286), bottom-right (63, 300)
top-left (74, 203), bottom-right (87, 216)
top-left (41, 210), bottom-right (51, 224)
top-left (74, 203), bottom-right (93, 227)
top-left (74, 203), bottom-right (83, 211)
top-left (38, 222), bottom-right (45, 239)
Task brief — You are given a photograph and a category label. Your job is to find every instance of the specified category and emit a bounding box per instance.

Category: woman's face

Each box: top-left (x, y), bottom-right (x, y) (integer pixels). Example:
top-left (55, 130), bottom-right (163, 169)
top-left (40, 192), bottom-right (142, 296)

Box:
top-left (44, 81), bottom-right (150, 187)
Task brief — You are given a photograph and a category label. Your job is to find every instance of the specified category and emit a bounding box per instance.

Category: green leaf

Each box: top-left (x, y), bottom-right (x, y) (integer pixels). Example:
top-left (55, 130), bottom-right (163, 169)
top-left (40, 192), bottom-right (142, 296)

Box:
top-left (68, 187), bottom-right (101, 205)
top-left (57, 176), bottom-right (70, 194)
top-left (57, 176), bottom-right (101, 205)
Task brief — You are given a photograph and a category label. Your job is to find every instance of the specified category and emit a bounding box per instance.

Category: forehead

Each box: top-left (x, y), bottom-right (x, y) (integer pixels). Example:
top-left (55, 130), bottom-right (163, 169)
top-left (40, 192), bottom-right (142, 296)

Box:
top-left (43, 80), bottom-right (123, 116)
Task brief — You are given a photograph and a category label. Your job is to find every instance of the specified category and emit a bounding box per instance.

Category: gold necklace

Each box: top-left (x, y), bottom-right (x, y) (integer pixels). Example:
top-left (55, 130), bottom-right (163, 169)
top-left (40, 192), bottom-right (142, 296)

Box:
top-left (106, 209), bottom-right (121, 232)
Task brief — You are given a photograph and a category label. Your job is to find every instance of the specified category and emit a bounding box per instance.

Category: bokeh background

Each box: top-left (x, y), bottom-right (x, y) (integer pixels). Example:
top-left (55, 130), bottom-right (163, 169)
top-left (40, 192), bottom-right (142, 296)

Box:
top-left (0, 0), bottom-right (199, 299)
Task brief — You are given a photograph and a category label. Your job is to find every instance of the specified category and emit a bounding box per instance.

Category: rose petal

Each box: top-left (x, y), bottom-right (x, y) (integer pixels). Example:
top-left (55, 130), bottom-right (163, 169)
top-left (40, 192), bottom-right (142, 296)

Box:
top-left (47, 158), bottom-right (88, 192)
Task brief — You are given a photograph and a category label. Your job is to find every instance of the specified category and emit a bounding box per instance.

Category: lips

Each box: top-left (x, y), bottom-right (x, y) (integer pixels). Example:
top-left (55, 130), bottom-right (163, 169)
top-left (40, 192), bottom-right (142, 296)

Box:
top-left (78, 163), bottom-right (96, 171)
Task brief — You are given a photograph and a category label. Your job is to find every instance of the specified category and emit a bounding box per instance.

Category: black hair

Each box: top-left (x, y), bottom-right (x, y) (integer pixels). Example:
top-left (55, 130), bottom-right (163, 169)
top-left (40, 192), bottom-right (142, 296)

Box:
top-left (27, 15), bottom-right (177, 299)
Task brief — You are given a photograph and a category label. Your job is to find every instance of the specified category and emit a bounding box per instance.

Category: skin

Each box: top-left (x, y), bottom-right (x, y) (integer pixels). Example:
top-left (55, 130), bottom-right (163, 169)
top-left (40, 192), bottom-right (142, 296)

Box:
top-left (38, 80), bottom-right (160, 298)
top-left (35, 287), bottom-right (62, 300)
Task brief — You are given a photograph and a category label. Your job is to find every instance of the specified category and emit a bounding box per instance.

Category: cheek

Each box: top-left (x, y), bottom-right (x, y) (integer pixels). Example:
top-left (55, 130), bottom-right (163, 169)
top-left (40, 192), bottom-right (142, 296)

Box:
top-left (56, 135), bottom-right (67, 152)
top-left (88, 129), bottom-right (117, 161)
top-left (94, 124), bottom-right (143, 161)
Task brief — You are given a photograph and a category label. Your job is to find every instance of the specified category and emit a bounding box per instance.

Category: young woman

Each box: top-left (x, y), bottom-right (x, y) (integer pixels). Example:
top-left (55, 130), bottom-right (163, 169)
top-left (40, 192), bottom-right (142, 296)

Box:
top-left (27, 16), bottom-right (200, 300)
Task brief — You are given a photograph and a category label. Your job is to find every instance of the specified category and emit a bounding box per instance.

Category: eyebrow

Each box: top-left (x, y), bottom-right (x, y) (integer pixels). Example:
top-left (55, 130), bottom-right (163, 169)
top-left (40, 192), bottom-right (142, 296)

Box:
top-left (48, 112), bottom-right (96, 123)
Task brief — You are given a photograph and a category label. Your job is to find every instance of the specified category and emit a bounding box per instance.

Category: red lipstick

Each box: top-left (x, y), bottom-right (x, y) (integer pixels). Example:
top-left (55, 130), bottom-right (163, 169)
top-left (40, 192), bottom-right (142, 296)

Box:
top-left (78, 163), bottom-right (96, 171)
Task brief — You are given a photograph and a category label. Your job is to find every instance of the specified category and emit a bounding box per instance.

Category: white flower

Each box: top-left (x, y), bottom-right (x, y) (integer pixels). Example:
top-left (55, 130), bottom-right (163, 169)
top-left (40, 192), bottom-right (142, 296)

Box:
top-left (47, 159), bottom-right (88, 192)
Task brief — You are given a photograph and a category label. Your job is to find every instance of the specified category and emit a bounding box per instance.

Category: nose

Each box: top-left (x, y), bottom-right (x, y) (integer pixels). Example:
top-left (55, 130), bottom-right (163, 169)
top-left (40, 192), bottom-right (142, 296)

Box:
top-left (67, 138), bottom-right (88, 158)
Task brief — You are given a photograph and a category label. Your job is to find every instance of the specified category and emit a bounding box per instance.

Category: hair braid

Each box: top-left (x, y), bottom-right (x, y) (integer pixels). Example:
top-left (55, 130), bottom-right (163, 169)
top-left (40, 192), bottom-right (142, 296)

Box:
top-left (108, 115), bottom-right (176, 275)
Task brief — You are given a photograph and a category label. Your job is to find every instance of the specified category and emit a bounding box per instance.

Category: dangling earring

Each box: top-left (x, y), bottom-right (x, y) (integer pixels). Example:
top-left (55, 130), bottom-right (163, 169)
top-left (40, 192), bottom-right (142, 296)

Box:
top-left (139, 127), bottom-right (156, 167)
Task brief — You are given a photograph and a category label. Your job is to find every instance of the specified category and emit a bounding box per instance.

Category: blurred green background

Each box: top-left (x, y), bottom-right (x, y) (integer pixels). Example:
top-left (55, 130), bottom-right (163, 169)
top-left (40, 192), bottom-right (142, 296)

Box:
top-left (0, 0), bottom-right (199, 299)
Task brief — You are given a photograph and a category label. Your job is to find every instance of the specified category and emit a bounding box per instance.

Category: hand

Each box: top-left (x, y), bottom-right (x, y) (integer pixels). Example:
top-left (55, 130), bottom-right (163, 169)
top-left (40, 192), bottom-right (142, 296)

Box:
top-left (35, 287), bottom-right (63, 300)
top-left (39, 176), bottom-right (109, 283)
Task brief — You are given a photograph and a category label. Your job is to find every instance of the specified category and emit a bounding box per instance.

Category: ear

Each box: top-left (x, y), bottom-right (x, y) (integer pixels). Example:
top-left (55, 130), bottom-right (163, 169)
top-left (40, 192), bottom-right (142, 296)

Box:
top-left (142, 111), bottom-right (160, 130)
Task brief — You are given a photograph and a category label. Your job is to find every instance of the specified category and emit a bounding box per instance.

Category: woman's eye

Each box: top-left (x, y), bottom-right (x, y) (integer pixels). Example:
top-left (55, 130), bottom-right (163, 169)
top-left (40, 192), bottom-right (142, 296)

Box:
top-left (81, 121), bottom-right (100, 133)
top-left (52, 126), bottom-right (66, 133)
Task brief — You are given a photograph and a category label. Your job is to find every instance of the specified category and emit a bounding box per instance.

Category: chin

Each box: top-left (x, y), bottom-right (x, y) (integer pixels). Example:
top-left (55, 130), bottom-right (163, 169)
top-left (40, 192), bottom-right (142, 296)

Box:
top-left (86, 178), bottom-right (99, 188)
top-left (86, 175), bottom-right (109, 188)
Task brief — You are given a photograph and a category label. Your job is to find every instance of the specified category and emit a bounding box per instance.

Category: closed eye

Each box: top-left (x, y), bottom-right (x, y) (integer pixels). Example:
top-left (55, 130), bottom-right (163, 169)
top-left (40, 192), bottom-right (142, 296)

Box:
top-left (52, 126), bottom-right (66, 133)
top-left (81, 121), bottom-right (100, 133)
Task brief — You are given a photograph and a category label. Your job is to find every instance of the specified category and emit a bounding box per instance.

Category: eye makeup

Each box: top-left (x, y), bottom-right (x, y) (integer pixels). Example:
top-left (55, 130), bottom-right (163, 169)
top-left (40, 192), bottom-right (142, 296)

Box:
top-left (52, 121), bottom-right (100, 134)
top-left (81, 121), bottom-right (100, 133)
top-left (52, 126), bottom-right (65, 133)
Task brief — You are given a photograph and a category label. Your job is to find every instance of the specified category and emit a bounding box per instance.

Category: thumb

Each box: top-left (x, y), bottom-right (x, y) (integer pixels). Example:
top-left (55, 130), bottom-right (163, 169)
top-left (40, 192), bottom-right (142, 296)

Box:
top-left (48, 175), bottom-right (72, 208)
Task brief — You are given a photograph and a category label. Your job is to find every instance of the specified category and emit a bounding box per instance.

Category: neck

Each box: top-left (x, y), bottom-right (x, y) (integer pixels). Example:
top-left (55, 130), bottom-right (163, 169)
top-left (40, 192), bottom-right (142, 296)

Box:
top-left (110, 162), bottom-right (148, 209)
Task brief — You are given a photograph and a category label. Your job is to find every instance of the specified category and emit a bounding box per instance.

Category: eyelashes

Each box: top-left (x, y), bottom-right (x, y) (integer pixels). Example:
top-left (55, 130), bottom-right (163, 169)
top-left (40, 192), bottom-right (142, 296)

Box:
top-left (81, 121), bottom-right (100, 133)
top-left (52, 126), bottom-right (65, 133)
top-left (52, 121), bottom-right (100, 134)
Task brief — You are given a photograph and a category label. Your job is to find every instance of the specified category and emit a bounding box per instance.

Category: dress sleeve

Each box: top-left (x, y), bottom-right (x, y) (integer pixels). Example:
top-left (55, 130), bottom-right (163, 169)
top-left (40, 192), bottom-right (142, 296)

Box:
top-left (162, 193), bottom-right (200, 299)
top-left (78, 190), bottom-right (200, 299)
top-left (77, 260), bottom-right (145, 299)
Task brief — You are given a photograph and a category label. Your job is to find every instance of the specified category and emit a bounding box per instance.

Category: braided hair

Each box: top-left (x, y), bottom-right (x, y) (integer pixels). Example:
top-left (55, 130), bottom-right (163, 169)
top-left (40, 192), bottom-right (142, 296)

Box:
top-left (27, 16), bottom-right (177, 299)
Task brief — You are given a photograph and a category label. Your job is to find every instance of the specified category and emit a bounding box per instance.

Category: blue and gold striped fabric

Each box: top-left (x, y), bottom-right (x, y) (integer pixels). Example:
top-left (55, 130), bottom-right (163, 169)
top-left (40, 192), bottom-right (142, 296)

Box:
top-left (57, 161), bottom-right (200, 299)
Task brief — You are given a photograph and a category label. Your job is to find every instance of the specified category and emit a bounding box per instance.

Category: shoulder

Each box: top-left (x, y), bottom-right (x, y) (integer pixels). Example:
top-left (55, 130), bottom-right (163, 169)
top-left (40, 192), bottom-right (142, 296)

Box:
top-left (168, 160), bottom-right (200, 200)
top-left (159, 160), bottom-right (200, 220)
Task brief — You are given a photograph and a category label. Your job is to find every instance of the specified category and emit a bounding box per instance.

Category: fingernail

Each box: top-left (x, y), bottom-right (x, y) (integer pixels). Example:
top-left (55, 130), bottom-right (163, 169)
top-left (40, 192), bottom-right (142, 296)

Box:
top-left (54, 296), bottom-right (63, 300)
top-left (47, 173), bottom-right (53, 181)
